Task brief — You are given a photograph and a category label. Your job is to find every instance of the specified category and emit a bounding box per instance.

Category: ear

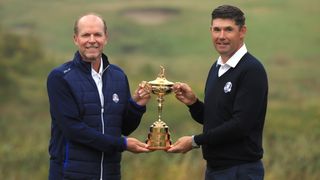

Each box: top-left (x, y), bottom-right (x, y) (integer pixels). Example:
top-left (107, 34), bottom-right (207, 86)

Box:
top-left (104, 31), bottom-right (109, 46)
top-left (73, 34), bottom-right (79, 46)
top-left (240, 25), bottom-right (247, 39)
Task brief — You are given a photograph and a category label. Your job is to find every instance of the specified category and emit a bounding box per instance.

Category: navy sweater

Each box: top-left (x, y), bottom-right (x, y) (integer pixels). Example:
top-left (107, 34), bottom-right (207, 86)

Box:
top-left (190, 53), bottom-right (268, 170)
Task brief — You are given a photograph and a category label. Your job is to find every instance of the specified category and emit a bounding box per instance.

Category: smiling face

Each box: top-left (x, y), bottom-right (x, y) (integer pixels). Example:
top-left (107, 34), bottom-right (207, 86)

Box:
top-left (210, 18), bottom-right (246, 63)
top-left (73, 15), bottom-right (108, 63)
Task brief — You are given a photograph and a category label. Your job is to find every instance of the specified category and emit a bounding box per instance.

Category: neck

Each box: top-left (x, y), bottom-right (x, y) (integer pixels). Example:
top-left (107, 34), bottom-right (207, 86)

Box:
top-left (220, 52), bottom-right (235, 63)
top-left (220, 43), bottom-right (244, 63)
top-left (92, 59), bottom-right (101, 73)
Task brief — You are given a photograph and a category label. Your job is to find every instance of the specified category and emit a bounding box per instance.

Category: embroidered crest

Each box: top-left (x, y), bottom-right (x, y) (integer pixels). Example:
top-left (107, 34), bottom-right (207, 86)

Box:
top-left (224, 82), bottom-right (232, 93)
top-left (112, 93), bottom-right (119, 103)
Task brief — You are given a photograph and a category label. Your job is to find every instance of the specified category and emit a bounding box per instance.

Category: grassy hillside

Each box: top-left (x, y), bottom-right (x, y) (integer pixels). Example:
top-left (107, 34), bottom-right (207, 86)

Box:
top-left (0, 0), bottom-right (319, 179)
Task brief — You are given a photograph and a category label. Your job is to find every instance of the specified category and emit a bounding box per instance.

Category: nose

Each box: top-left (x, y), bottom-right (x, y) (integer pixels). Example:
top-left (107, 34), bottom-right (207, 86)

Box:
top-left (88, 34), bottom-right (96, 42)
top-left (218, 30), bottom-right (225, 39)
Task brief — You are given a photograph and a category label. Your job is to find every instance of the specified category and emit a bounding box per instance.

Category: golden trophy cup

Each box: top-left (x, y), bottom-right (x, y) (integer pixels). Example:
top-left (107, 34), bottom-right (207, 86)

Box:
top-left (145, 66), bottom-right (174, 150)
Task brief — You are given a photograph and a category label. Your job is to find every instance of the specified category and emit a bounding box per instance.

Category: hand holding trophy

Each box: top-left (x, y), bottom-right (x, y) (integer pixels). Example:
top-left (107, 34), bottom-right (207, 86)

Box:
top-left (145, 66), bottom-right (174, 150)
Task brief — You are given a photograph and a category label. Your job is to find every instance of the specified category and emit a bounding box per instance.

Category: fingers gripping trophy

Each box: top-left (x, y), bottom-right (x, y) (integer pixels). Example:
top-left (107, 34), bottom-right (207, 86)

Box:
top-left (145, 66), bottom-right (174, 150)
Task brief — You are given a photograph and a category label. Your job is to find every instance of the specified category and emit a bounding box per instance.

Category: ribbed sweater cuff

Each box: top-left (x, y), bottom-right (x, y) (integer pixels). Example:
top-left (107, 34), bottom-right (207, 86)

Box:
top-left (194, 134), bottom-right (204, 146)
top-left (187, 99), bottom-right (202, 109)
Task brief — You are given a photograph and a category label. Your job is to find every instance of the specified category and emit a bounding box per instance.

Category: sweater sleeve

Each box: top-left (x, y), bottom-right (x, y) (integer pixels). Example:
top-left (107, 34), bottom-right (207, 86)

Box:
top-left (47, 70), bottom-right (127, 153)
top-left (188, 99), bottom-right (205, 125)
top-left (195, 63), bottom-right (268, 146)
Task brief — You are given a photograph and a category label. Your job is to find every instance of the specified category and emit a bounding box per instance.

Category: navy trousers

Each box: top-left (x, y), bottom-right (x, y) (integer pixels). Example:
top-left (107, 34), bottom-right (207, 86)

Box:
top-left (205, 160), bottom-right (264, 180)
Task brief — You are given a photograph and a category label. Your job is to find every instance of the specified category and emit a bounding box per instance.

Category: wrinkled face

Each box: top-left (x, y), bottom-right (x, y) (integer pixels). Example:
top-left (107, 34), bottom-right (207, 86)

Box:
top-left (73, 15), bottom-right (107, 62)
top-left (210, 18), bottom-right (246, 62)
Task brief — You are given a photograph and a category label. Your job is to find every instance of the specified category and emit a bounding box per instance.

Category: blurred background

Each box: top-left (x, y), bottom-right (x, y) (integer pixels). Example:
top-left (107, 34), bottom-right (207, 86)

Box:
top-left (0, 0), bottom-right (319, 179)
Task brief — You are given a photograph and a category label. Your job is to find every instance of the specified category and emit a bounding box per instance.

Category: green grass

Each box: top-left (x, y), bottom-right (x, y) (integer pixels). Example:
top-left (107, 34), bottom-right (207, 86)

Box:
top-left (0, 0), bottom-right (320, 179)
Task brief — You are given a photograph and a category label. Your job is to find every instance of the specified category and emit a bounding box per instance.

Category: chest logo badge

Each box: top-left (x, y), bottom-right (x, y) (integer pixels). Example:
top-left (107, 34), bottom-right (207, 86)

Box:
top-left (224, 82), bottom-right (232, 93)
top-left (112, 93), bottom-right (119, 103)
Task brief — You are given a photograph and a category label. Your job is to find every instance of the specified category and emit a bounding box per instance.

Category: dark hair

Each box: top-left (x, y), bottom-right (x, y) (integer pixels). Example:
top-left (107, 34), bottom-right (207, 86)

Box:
top-left (73, 13), bottom-right (107, 34)
top-left (211, 5), bottom-right (245, 28)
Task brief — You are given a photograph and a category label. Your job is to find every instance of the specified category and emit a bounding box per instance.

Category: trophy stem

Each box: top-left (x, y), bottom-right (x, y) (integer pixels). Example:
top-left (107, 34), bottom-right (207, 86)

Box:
top-left (157, 93), bottom-right (164, 121)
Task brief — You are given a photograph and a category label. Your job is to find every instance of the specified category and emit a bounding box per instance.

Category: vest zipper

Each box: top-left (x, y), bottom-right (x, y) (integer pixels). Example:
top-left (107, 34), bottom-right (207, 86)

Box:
top-left (100, 107), bottom-right (104, 180)
top-left (100, 65), bottom-right (108, 180)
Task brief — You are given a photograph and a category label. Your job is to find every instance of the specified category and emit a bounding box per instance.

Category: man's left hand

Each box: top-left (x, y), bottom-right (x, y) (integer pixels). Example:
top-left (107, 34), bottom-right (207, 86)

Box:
top-left (167, 136), bottom-right (193, 154)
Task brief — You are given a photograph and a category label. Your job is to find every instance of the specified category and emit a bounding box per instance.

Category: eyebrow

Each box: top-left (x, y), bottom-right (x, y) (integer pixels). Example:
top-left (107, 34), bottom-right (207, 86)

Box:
top-left (212, 26), bottom-right (234, 30)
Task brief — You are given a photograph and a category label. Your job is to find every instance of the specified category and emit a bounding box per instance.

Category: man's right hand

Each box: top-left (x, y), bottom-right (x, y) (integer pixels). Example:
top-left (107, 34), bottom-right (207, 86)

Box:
top-left (126, 137), bottom-right (150, 153)
top-left (132, 81), bottom-right (151, 106)
top-left (172, 82), bottom-right (197, 106)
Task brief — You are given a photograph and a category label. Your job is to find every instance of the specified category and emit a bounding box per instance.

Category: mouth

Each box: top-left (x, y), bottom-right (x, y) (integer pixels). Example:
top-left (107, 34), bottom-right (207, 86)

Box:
top-left (216, 41), bottom-right (229, 45)
top-left (216, 42), bottom-right (230, 48)
top-left (86, 46), bottom-right (98, 49)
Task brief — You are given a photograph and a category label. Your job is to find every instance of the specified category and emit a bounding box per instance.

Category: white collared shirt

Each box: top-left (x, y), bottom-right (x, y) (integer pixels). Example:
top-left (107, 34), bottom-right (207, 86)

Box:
top-left (217, 44), bottom-right (247, 77)
top-left (91, 58), bottom-right (104, 106)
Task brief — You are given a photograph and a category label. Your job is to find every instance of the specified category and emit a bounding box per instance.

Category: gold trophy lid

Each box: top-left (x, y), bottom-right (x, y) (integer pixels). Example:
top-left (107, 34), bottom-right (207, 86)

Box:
top-left (148, 66), bottom-right (174, 86)
top-left (151, 120), bottom-right (168, 128)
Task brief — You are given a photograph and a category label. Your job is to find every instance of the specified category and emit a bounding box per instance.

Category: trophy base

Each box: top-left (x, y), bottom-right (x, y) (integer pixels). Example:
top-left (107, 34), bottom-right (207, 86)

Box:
top-left (146, 122), bottom-right (172, 151)
top-left (146, 138), bottom-right (171, 150)
top-left (147, 146), bottom-right (170, 150)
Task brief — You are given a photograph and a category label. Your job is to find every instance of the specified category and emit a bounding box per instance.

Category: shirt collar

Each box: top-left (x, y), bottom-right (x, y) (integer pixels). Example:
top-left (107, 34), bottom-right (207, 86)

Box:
top-left (216, 44), bottom-right (247, 67)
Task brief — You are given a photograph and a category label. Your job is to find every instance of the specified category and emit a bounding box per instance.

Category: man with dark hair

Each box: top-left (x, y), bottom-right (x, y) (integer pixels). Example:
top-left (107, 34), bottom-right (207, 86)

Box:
top-left (47, 13), bottom-right (151, 180)
top-left (168, 5), bottom-right (268, 180)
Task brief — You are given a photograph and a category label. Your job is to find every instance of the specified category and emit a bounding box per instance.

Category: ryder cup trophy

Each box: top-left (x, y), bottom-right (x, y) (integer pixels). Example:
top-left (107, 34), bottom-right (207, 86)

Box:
top-left (145, 66), bottom-right (174, 150)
